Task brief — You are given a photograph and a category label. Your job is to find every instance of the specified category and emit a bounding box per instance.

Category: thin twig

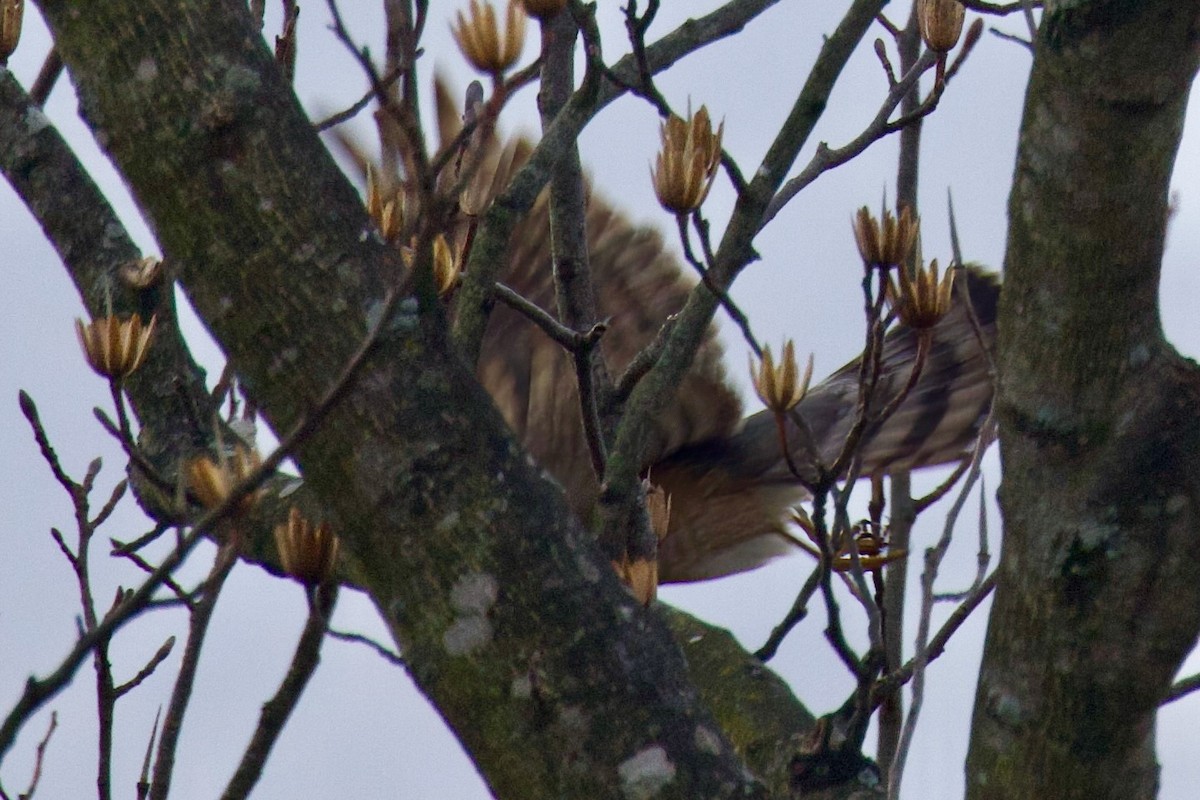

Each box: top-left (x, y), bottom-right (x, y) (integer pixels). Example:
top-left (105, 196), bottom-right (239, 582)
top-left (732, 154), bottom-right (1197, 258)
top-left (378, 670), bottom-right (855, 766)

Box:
top-left (539, 9), bottom-right (614, 481)
top-left (1163, 673), bottom-right (1200, 705)
top-left (947, 190), bottom-right (997, 379)
top-left (18, 392), bottom-right (77, 497)
top-left (324, 0), bottom-right (421, 166)
top-left (326, 627), bottom-right (406, 667)
top-left (219, 587), bottom-right (337, 800)
top-left (912, 454), bottom-right (972, 512)
top-left (944, 18), bottom-right (984, 84)
top-left (18, 711), bottom-right (57, 800)
top-left (887, 405), bottom-right (995, 799)
top-left (136, 709), bottom-right (161, 800)
top-left (149, 543), bottom-right (238, 800)
top-left (23, 395), bottom-right (123, 800)
top-left (91, 479), bottom-right (128, 531)
top-left (492, 281), bottom-right (607, 351)
top-left (2, 273), bottom-right (409, 760)
top-left (29, 50), bottom-right (64, 107)
top-left (934, 472), bottom-right (993, 601)
top-left (114, 547), bottom-right (193, 606)
top-left (676, 214), bottom-right (763, 358)
top-left (871, 330), bottom-right (931, 426)
top-left (427, 57), bottom-right (544, 180)
top-left (989, 28), bottom-right (1034, 51)
top-left (872, 571), bottom-right (997, 704)
top-left (763, 47), bottom-right (943, 226)
top-left (93, 409), bottom-right (178, 499)
top-left (452, 0), bottom-right (786, 365)
top-left (613, 317), bottom-right (674, 402)
top-left (756, 565), bottom-right (823, 661)
top-left (812, 494), bottom-right (867, 680)
top-left (827, 275), bottom-right (890, 481)
top-left (1019, 0), bottom-right (1039, 41)
top-left (314, 67), bottom-right (404, 131)
top-left (114, 638), bottom-right (177, 699)
top-left (876, 14), bottom-right (902, 40)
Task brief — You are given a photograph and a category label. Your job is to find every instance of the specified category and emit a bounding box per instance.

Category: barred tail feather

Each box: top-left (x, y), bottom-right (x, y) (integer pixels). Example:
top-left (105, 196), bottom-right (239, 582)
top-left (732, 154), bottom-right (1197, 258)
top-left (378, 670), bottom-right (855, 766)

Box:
top-left (653, 268), bottom-right (999, 582)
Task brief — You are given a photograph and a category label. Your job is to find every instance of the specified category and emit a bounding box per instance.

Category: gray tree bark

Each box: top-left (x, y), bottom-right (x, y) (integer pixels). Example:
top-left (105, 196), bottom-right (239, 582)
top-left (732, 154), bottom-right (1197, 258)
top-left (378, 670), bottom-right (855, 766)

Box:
top-left (969, 2), bottom-right (1200, 798)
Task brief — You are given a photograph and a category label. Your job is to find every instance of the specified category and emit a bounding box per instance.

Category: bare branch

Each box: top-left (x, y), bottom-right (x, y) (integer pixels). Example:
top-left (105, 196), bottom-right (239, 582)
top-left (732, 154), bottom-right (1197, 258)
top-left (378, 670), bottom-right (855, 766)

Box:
top-left (29, 49), bottom-right (64, 107)
top-left (1163, 673), bottom-right (1200, 706)
top-left (219, 587), bottom-right (336, 800)
top-left (314, 66), bottom-right (404, 131)
top-left (18, 391), bottom-right (78, 499)
top-left (17, 711), bottom-right (57, 800)
top-left (763, 48), bottom-right (940, 226)
top-left (886, 404), bottom-right (995, 798)
top-left (114, 638), bottom-right (177, 699)
top-left (756, 565), bottom-right (823, 661)
top-left (539, 8), bottom-right (614, 481)
top-left (989, 27), bottom-right (1034, 52)
top-left (149, 545), bottom-right (238, 800)
top-left (873, 571), bottom-right (997, 703)
top-left (491, 282), bottom-right (607, 352)
top-left (453, 0), bottom-right (786, 364)
top-left (326, 627), bottom-right (406, 667)
top-left (136, 709), bottom-right (160, 800)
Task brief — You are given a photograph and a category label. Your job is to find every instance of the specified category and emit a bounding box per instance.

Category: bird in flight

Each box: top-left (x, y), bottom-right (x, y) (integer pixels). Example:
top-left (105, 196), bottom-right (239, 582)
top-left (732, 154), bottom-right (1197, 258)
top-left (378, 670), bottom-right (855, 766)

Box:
top-left (344, 81), bottom-right (998, 584)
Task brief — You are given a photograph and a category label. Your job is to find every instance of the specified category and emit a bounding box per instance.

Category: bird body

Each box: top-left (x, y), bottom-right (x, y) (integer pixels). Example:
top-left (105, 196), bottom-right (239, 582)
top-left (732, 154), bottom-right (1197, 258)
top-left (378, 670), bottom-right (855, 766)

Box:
top-left (472, 140), bottom-right (999, 581)
top-left (346, 81), bottom-right (999, 583)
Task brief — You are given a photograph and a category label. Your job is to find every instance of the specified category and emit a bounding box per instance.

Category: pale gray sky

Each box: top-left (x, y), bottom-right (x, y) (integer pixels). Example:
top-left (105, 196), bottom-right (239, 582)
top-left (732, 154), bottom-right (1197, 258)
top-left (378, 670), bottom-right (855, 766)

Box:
top-left (3, 3), bottom-right (1198, 798)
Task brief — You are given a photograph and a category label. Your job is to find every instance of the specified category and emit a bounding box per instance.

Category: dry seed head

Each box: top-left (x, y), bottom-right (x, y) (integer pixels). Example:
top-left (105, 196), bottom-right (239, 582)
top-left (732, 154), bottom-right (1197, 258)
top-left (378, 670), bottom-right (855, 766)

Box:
top-left (186, 445), bottom-right (262, 515)
top-left (459, 170), bottom-right (491, 218)
top-left (651, 106), bottom-right (723, 214)
top-left (918, 0), bottom-right (966, 54)
top-left (366, 166), bottom-right (404, 241)
top-left (750, 341), bottom-right (813, 414)
top-left (852, 207), bottom-right (882, 267)
top-left (75, 314), bottom-right (156, 380)
top-left (452, 0), bottom-right (527, 76)
top-left (852, 206), bottom-right (918, 270)
top-left (378, 199), bottom-right (402, 241)
top-left (274, 507), bottom-right (341, 586)
top-left (881, 206), bottom-right (919, 268)
top-left (519, 0), bottom-right (565, 21)
top-left (790, 507), bottom-right (817, 540)
top-left (433, 234), bottom-right (461, 297)
top-left (0, 0), bottom-right (22, 64)
top-left (612, 554), bottom-right (658, 607)
top-left (119, 257), bottom-right (164, 290)
top-left (365, 164), bottom-right (383, 219)
top-left (886, 258), bottom-right (956, 329)
top-left (644, 481), bottom-right (672, 542)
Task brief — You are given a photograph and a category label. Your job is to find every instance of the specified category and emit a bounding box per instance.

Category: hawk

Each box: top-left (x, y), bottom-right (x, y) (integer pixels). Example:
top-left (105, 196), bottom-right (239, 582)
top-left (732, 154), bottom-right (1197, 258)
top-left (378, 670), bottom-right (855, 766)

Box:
top-left (348, 83), bottom-right (999, 583)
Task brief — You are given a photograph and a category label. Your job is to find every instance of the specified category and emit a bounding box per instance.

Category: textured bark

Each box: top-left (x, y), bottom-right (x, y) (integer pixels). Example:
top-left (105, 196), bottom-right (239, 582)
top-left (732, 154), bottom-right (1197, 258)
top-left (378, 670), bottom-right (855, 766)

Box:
top-left (968, 3), bottom-right (1200, 798)
top-left (20, 1), bottom-right (824, 797)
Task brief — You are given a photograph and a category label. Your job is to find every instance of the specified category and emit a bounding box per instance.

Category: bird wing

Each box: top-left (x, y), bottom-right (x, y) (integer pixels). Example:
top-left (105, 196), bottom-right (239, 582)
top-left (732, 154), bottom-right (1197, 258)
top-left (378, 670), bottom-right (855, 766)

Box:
top-left (336, 79), bottom-right (998, 584)
top-left (653, 268), bottom-right (998, 582)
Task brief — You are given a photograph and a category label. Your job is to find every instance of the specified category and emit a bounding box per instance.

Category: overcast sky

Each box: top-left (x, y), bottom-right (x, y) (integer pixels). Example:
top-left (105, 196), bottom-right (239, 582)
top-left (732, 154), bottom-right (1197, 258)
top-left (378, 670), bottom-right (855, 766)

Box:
top-left (3, 2), bottom-right (1199, 798)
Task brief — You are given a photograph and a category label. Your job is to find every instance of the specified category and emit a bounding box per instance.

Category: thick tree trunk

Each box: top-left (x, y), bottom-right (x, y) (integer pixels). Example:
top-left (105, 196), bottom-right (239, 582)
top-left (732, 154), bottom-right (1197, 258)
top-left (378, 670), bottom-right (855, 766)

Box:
top-left (968, 3), bottom-right (1200, 798)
